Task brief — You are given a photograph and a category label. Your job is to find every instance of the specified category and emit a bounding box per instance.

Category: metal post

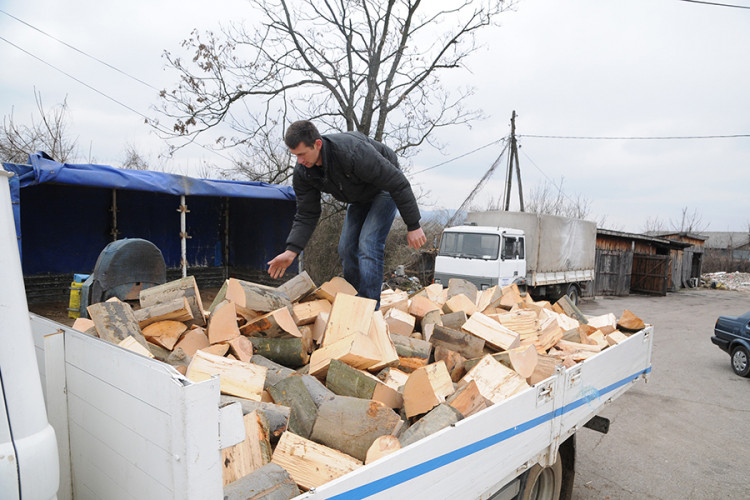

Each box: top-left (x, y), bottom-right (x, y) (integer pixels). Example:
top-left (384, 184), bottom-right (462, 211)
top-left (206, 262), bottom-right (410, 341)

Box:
top-left (110, 189), bottom-right (119, 241)
top-left (178, 195), bottom-right (190, 278)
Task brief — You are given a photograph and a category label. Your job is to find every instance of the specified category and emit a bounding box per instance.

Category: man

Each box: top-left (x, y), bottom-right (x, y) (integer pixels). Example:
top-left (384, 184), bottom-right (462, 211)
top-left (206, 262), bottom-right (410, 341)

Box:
top-left (267, 120), bottom-right (426, 306)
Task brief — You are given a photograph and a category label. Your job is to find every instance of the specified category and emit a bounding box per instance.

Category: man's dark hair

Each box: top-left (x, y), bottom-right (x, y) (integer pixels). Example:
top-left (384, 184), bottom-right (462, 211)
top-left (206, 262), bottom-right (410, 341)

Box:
top-left (284, 120), bottom-right (322, 149)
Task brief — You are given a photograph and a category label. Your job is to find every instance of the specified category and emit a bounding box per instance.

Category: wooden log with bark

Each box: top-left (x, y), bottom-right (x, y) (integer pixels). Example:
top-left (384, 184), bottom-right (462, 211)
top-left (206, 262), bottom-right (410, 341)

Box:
top-left (291, 299), bottom-right (331, 326)
top-left (365, 435), bottom-right (401, 465)
top-left (87, 300), bottom-right (149, 349)
top-left (447, 278), bottom-right (478, 303)
top-left (223, 462), bottom-right (300, 500)
top-left (267, 375), bottom-right (318, 439)
top-left (313, 276), bottom-right (357, 303)
top-left (221, 410), bottom-right (272, 486)
top-left (399, 403), bottom-right (463, 448)
top-left (433, 345), bottom-right (467, 382)
top-left (384, 307), bottom-right (416, 336)
top-left (278, 271), bottom-right (316, 303)
top-left (461, 354), bottom-right (529, 404)
top-left (249, 337), bottom-right (310, 368)
top-left (308, 332), bottom-right (382, 378)
top-left (442, 294), bottom-right (477, 316)
top-left (220, 395), bottom-right (291, 442)
top-left (240, 307), bottom-right (302, 339)
top-left (429, 324), bottom-right (486, 359)
top-left (325, 359), bottom-right (403, 409)
top-left (390, 334), bottom-right (432, 373)
top-left (186, 350), bottom-right (266, 401)
top-left (403, 361), bottom-right (455, 418)
top-left (461, 312), bottom-right (521, 351)
top-left (134, 296), bottom-right (193, 329)
top-left (141, 320), bottom-right (187, 350)
top-left (447, 380), bottom-right (491, 418)
top-left (173, 327), bottom-right (210, 357)
top-left (139, 276), bottom-right (206, 326)
top-left (226, 278), bottom-right (292, 313)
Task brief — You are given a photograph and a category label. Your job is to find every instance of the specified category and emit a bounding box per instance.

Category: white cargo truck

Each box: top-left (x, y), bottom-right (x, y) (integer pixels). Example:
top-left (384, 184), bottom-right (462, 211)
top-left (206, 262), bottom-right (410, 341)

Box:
top-left (4, 174), bottom-right (653, 500)
top-left (434, 211), bottom-right (597, 304)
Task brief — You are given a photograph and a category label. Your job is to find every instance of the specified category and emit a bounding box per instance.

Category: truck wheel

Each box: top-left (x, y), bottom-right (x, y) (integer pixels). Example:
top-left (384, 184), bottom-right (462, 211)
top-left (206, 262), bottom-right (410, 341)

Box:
top-left (731, 346), bottom-right (750, 377)
top-left (520, 453), bottom-right (563, 500)
top-left (565, 284), bottom-right (580, 306)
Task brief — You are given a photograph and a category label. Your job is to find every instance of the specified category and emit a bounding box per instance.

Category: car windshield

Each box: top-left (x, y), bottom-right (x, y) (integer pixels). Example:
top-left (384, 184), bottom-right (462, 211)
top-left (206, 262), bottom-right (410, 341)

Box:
top-left (439, 232), bottom-right (500, 260)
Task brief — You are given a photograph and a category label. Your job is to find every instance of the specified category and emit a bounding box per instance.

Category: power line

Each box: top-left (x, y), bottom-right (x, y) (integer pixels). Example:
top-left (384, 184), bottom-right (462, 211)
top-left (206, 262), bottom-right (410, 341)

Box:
top-left (412, 138), bottom-right (506, 175)
top-left (519, 133), bottom-right (750, 140)
top-left (518, 146), bottom-right (583, 210)
top-left (0, 9), bottom-right (161, 92)
top-left (677, 0), bottom-right (750, 9)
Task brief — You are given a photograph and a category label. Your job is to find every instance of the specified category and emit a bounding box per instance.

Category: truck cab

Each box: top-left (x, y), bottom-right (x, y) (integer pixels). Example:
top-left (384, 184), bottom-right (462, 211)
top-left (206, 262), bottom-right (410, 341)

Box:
top-left (434, 225), bottom-right (526, 290)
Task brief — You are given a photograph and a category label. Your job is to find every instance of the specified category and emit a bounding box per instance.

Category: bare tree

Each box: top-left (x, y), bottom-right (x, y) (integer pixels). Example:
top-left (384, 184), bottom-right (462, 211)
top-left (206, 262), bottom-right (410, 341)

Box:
top-left (157, 0), bottom-right (514, 180)
top-left (1, 91), bottom-right (77, 163)
top-left (121, 144), bottom-right (150, 170)
top-left (670, 206), bottom-right (708, 234)
top-left (642, 216), bottom-right (666, 234)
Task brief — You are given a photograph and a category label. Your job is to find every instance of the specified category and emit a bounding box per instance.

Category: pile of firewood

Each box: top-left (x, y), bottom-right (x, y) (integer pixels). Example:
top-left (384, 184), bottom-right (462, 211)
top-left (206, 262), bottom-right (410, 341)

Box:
top-left (71, 273), bottom-right (646, 498)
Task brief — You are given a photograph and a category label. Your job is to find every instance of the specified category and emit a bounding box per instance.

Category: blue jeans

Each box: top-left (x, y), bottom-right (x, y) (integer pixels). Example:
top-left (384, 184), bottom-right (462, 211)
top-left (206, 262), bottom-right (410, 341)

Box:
top-left (338, 191), bottom-right (397, 308)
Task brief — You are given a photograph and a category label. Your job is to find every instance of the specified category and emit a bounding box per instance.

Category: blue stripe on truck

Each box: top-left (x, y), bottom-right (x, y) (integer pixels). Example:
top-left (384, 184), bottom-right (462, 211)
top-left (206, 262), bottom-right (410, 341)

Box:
top-left (329, 366), bottom-right (651, 500)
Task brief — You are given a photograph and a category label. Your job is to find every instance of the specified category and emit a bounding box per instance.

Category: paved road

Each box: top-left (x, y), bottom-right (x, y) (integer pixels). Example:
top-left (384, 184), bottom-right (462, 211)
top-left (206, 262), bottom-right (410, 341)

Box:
top-left (572, 288), bottom-right (750, 499)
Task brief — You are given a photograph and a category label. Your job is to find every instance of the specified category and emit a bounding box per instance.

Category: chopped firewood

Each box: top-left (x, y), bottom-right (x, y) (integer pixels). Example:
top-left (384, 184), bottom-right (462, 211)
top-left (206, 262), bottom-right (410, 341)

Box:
top-left (554, 295), bottom-right (588, 324)
top-left (267, 375), bottom-right (318, 439)
top-left (461, 354), bottom-right (529, 404)
top-left (322, 294), bottom-right (376, 347)
top-left (278, 271), bottom-right (316, 303)
top-left (117, 336), bottom-right (154, 358)
top-left (221, 410), bottom-right (272, 486)
top-left (379, 289), bottom-right (409, 314)
top-left (249, 337), bottom-right (310, 368)
top-left (88, 300), bottom-right (150, 350)
top-left (420, 310), bottom-right (443, 331)
top-left (390, 334), bottom-right (432, 373)
top-left (207, 300), bottom-right (241, 344)
top-left (251, 355), bottom-right (296, 388)
top-left (491, 310), bottom-right (538, 337)
top-left (399, 404), bottom-right (463, 448)
top-left (587, 313), bottom-right (617, 330)
top-left (134, 296), bottom-right (194, 329)
top-left (433, 345), bottom-right (467, 382)
top-left (200, 343), bottom-right (230, 357)
top-left (384, 307), bottom-right (416, 336)
top-left (447, 380), bottom-right (491, 418)
top-left (139, 276), bottom-right (206, 326)
top-left (223, 463), bottom-right (300, 500)
top-left (424, 283), bottom-right (446, 305)
top-left (440, 311), bottom-right (468, 330)
top-left (442, 294), bottom-right (477, 316)
top-left (554, 340), bottom-right (603, 357)
top-left (408, 295), bottom-right (441, 320)
top-left (240, 307), bottom-right (302, 339)
top-left (365, 435), bottom-right (401, 465)
top-left (142, 320), bottom-right (187, 350)
top-left (483, 283), bottom-right (524, 311)
top-left (291, 299), bottom-right (331, 326)
top-left (220, 395), bottom-right (291, 442)
top-left (313, 276), bottom-right (357, 303)
top-left (376, 367), bottom-right (409, 391)
top-left (403, 361), bottom-right (455, 418)
top-left (271, 431), bottom-right (362, 491)
top-left (462, 312), bottom-right (521, 351)
top-left (506, 345), bottom-right (538, 379)
top-left (325, 360), bottom-right (403, 409)
top-left (537, 316), bottom-right (564, 353)
top-left (173, 327), bottom-right (210, 358)
top-left (71, 317), bottom-right (95, 333)
top-left (527, 354), bottom-right (563, 385)
top-left (618, 309), bottom-right (645, 331)
top-left (187, 350), bottom-right (266, 401)
top-left (587, 331), bottom-right (609, 349)
top-left (311, 312), bottom-right (329, 345)
top-left (447, 278), bottom-right (478, 303)
top-left (606, 330), bottom-right (629, 345)
top-left (226, 278), bottom-right (292, 313)
top-left (308, 332), bottom-right (381, 378)
top-left (367, 311), bottom-right (400, 372)
top-left (430, 324), bottom-right (486, 359)
top-left (310, 396), bottom-right (402, 462)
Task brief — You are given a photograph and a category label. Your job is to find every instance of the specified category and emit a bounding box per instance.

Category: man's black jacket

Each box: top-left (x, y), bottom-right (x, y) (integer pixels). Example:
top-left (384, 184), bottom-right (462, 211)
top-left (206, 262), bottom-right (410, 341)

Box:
top-left (285, 131), bottom-right (421, 254)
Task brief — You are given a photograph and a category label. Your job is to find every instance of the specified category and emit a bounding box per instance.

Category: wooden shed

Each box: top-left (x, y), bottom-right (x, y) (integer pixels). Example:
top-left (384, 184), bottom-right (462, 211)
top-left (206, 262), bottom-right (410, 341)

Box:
top-left (653, 232), bottom-right (706, 289)
top-left (595, 229), bottom-right (690, 296)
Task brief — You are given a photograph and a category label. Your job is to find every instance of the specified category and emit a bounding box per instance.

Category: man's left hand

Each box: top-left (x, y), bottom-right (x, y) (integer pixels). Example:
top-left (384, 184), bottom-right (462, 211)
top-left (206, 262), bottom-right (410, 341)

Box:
top-left (407, 227), bottom-right (427, 249)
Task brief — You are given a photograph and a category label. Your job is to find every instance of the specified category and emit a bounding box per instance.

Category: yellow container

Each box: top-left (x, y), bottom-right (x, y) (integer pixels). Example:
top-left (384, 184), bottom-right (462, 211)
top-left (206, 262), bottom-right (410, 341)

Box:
top-left (68, 281), bottom-right (83, 319)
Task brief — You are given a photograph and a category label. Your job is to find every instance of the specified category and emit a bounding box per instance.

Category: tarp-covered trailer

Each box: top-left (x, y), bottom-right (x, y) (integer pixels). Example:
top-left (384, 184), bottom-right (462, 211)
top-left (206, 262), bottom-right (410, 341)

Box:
top-left (2, 152), bottom-right (296, 303)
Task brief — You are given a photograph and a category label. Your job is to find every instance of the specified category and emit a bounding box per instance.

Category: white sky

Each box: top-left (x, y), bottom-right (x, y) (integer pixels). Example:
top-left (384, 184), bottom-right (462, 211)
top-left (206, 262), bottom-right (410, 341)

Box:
top-left (1, 0), bottom-right (749, 233)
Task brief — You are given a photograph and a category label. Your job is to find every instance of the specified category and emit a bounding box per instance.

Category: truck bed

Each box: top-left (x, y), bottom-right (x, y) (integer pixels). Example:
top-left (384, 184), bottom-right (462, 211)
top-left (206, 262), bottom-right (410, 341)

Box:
top-left (30, 314), bottom-right (652, 500)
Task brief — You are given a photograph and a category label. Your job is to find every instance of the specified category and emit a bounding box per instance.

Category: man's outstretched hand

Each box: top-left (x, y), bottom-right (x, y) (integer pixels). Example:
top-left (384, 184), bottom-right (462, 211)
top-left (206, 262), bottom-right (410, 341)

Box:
top-left (267, 250), bottom-right (298, 279)
top-left (407, 227), bottom-right (427, 250)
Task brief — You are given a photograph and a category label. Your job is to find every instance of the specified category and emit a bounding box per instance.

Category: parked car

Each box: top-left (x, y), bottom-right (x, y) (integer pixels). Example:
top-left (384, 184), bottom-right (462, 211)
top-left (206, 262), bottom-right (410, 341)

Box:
top-left (711, 311), bottom-right (750, 377)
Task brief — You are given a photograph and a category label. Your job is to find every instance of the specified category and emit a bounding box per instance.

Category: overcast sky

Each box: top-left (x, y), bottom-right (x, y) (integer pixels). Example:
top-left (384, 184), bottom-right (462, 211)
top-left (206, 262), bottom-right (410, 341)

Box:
top-left (2, 0), bottom-right (749, 233)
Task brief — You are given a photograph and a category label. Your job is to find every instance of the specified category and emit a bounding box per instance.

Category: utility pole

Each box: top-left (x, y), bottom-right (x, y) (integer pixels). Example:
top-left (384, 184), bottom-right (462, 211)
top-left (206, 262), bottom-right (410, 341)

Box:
top-left (502, 111), bottom-right (524, 212)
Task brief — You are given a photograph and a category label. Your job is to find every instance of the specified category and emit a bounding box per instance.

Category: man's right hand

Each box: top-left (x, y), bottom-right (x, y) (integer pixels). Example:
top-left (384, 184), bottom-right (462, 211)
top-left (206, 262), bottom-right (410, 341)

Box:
top-left (267, 250), bottom-right (298, 279)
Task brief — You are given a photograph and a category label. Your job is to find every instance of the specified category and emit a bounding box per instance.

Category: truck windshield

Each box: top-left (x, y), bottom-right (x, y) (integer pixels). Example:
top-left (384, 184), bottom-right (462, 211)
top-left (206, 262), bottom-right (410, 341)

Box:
top-left (439, 232), bottom-right (500, 260)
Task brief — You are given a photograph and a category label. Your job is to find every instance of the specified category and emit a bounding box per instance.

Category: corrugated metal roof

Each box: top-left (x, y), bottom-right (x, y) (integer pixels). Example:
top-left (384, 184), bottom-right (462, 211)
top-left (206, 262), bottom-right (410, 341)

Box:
top-left (698, 232), bottom-right (750, 249)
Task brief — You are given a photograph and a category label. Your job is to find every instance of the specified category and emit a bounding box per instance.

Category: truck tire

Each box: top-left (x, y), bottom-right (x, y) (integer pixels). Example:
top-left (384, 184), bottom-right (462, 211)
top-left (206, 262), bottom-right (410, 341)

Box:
top-left (519, 452), bottom-right (563, 500)
top-left (565, 284), bottom-right (580, 306)
top-left (731, 345), bottom-right (750, 377)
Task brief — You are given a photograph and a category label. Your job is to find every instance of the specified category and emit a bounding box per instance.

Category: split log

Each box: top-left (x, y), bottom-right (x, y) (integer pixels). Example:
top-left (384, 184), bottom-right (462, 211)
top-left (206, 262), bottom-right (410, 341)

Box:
top-left (313, 276), bottom-right (357, 303)
top-left (249, 337), bottom-right (310, 368)
top-left (461, 354), bottom-right (530, 404)
top-left (399, 404), bottom-right (463, 448)
top-left (278, 271), bottom-right (316, 303)
top-left (271, 432), bottom-right (362, 491)
top-left (527, 354), bottom-right (563, 385)
top-left (475, 286), bottom-right (502, 312)
top-left (379, 289), bottom-right (409, 314)
top-left (134, 296), bottom-right (193, 329)
top-left (172, 327), bottom-right (210, 358)
top-left (447, 278), bottom-right (478, 303)
top-left (607, 330), bottom-right (629, 345)
top-left (440, 310), bottom-right (468, 330)
top-left (207, 300), bottom-right (241, 344)
top-left (384, 307), bottom-right (416, 336)
top-left (462, 312), bottom-right (521, 351)
top-left (308, 333), bottom-right (381, 378)
top-left (226, 278), bottom-right (292, 313)
top-left (87, 300), bottom-right (149, 350)
top-left (139, 276), bottom-right (205, 326)
top-left (365, 435), bottom-right (401, 465)
top-left (142, 320), bottom-right (187, 350)
top-left (390, 334), bottom-right (432, 373)
top-left (221, 410), bottom-right (272, 485)
top-left (322, 294), bottom-right (376, 347)
top-left (300, 374), bottom-right (336, 408)
top-left (310, 396), bottom-right (402, 462)
top-left (311, 312), bottom-right (329, 345)
top-left (227, 335), bottom-right (254, 362)
top-left (117, 336), bottom-right (154, 358)
top-left (144, 341), bottom-right (170, 362)
top-left (555, 339), bottom-right (603, 354)
top-left (376, 367), bottom-right (409, 392)
top-left (420, 310), bottom-right (443, 332)
top-left (220, 395), bottom-right (291, 441)
top-left (504, 345), bottom-right (538, 379)
top-left (403, 362), bottom-right (455, 418)
top-left (618, 309), bottom-right (645, 331)
top-left (408, 295), bottom-right (441, 321)
top-left (429, 324), bottom-right (486, 359)
top-left (186, 350), bottom-right (267, 401)
top-left (367, 310), bottom-right (400, 372)
top-left (442, 294), bottom-right (477, 316)
top-left (326, 359), bottom-right (403, 409)
top-left (250, 355), bottom-right (296, 388)
top-left (447, 380), bottom-right (491, 418)
top-left (491, 310), bottom-right (538, 336)
top-left (433, 345), bottom-right (467, 382)
top-left (482, 283), bottom-right (524, 311)
top-left (240, 307), bottom-right (301, 339)
top-left (554, 295), bottom-right (588, 324)
top-left (291, 299), bottom-right (331, 326)
top-left (587, 313), bottom-right (617, 330)
top-left (267, 375), bottom-right (318, 439)
top-left (166, 346), bottom-right (191, 370)
top-left (72, 317), bottom-right (95, 333)
top-left (223, 462), bottom-right (300, 500)
top-left (199, 343), bottom-right (230, 357)
top-left (537, 316), bottom-right (564, 353)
